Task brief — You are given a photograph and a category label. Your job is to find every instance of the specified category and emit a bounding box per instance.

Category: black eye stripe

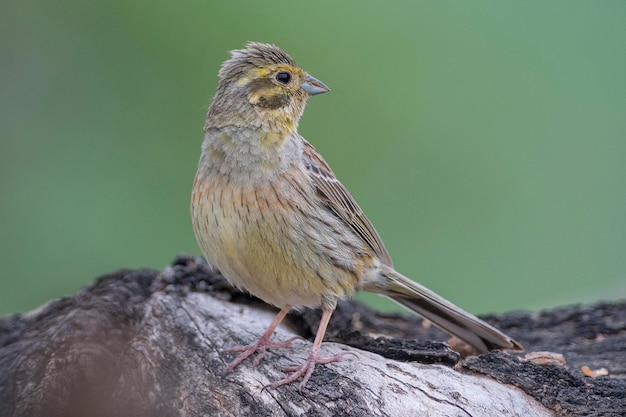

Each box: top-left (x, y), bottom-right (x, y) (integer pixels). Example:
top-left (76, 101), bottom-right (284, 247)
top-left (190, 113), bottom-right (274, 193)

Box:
top-left (275, 72), bottom-right (291, 84)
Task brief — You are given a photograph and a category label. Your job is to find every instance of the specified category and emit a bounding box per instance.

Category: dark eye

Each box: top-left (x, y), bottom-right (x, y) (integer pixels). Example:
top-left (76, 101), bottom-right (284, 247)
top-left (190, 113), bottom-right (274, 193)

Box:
top-left (275, 72), bottom-right (291, 84)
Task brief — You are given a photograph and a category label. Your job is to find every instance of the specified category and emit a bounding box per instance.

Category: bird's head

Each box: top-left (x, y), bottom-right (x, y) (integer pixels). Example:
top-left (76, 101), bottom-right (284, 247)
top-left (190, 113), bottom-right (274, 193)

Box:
top-left (206, 42), bottom-right (329, 133)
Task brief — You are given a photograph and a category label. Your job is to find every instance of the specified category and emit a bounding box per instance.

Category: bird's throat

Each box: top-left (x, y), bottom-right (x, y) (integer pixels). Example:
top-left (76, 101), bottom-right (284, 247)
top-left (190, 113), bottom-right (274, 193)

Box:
top-left (259, 130), bottom-right (289, 150)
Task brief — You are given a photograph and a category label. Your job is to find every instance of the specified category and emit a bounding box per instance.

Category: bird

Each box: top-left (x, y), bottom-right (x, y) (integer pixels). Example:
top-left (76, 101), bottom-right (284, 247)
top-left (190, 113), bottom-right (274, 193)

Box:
top-left (191, 42), bottom-right (522, 389)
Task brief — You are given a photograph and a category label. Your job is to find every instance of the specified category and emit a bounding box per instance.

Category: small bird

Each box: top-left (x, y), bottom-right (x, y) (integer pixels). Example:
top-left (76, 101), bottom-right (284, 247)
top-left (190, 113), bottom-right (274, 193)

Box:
top-left (191, 42), bottom-right (522, 389)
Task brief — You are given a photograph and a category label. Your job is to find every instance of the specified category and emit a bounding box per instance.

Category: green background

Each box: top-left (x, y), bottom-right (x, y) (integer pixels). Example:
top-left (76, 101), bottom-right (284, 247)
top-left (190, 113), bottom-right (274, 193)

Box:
top-left (1, 1), bottom-right (625, 316)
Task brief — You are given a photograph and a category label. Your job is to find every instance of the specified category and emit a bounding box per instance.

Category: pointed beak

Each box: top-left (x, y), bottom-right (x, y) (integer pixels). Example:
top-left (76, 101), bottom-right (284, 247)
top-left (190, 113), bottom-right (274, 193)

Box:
top-left (301, 74), bottom-right (330, 95)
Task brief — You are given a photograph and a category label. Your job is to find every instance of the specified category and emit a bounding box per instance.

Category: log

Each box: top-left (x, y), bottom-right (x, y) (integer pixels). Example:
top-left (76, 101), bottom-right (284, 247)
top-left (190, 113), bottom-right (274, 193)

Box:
top-left (0, 254), bottom-right (624, 417)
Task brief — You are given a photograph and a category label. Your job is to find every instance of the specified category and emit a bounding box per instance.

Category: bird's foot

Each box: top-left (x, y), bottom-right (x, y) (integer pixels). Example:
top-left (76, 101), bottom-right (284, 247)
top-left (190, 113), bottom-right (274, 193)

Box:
top-left (269, 347), bottom-right (354, 390)
top-left (225, 335), bottom-right (304, 371)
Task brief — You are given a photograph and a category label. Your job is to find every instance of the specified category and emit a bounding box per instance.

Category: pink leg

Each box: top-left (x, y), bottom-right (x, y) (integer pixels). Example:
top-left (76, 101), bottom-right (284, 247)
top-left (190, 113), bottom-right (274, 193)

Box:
top-left (226, 305), bottom-right (302, 371)
top-left (269, 307), bottom-right (353, 390)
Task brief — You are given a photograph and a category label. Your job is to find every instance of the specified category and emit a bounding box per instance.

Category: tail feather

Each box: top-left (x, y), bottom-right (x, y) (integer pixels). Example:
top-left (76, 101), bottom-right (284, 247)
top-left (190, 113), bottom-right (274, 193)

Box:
top-left (365, 268), bottom-right (523, 353)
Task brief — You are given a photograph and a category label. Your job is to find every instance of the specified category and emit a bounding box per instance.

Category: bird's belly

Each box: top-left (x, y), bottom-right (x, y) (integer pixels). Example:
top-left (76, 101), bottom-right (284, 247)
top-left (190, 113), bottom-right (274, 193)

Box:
top-left (191, 177), bottom-right (359, 308)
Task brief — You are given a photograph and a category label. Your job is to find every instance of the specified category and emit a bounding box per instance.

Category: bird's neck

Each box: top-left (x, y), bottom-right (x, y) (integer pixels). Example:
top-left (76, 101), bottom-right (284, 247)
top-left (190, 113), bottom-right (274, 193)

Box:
top-left (205, 109), bottom-right (298, 136)
top-left (198, 125), bottom-right (303, 184)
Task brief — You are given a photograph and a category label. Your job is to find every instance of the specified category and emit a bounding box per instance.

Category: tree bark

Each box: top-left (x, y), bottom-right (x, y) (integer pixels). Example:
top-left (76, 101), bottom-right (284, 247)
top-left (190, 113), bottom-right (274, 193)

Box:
top-left (0, 255), bottom-right (624, 417)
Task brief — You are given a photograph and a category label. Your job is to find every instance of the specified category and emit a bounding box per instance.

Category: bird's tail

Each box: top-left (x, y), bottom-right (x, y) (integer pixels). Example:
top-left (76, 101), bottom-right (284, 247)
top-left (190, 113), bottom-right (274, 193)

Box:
top-left (364, 267), bottom-right (523, 353)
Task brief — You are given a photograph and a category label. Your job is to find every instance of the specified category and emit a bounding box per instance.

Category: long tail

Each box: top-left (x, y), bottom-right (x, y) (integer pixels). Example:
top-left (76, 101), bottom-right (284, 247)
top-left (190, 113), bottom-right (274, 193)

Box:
top-left (364, 267), bottom-right (523, 353)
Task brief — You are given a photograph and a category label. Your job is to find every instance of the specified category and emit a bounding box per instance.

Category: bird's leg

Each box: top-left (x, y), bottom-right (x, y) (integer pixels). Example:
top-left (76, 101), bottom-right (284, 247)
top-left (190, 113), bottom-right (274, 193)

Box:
top-left (226, 305), bottom-right (302, 370)
top-left (269, 307), bottom-right (353, 390)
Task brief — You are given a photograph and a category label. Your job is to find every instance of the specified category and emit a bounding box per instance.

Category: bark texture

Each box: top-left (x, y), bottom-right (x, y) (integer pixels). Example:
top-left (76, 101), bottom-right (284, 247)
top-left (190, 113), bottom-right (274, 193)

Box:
top-left (0, 254), bottom-right (624, 417)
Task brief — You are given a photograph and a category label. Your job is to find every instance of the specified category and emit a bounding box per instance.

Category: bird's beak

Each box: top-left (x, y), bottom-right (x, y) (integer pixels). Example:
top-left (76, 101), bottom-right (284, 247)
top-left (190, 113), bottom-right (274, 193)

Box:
top-left (301, 74), bottom-right (330, 95)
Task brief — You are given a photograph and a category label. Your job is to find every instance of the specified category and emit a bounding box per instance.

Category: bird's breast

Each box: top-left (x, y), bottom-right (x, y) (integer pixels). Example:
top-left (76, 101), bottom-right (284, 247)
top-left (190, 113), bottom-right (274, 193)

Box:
top-left (191, 166), bottom-right (363, 308)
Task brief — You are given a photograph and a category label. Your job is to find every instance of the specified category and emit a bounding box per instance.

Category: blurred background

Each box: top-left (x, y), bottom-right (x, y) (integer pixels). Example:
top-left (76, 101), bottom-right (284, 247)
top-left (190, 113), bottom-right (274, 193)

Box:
top-left (1, 0), bottom-right (625, 316)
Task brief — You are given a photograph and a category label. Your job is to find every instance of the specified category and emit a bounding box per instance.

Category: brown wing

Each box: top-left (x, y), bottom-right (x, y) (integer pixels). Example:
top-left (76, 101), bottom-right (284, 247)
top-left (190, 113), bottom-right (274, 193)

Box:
top-left (301, 138), bottom-right (393, 267)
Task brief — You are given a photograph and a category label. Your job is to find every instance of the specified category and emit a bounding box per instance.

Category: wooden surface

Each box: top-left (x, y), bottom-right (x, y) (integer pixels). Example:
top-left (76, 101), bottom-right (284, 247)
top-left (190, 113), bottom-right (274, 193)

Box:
top-left (0, 254), bottom-right (624, 417)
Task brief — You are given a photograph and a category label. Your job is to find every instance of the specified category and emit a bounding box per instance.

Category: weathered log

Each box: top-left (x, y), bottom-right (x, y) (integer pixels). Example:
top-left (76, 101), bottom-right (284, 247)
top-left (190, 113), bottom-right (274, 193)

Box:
top-left (0, 255), bottom-right (624, 416)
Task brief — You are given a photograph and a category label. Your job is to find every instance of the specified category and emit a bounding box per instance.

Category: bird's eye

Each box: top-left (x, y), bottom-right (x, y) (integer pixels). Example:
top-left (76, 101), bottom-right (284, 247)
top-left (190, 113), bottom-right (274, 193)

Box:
top-left (275, 72), bottom-right (291, 84)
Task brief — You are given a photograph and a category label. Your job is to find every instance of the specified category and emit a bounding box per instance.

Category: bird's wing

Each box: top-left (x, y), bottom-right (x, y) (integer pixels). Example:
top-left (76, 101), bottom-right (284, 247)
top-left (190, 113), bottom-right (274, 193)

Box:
top-left (301, 138), bottom-right (393, 267)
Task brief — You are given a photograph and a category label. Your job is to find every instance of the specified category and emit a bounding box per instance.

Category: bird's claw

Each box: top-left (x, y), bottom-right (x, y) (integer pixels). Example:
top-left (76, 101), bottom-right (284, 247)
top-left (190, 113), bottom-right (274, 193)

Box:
top-left (225, 335), bottom-right (304, 371)
top-left (269, 350), bottom-right (355, 390)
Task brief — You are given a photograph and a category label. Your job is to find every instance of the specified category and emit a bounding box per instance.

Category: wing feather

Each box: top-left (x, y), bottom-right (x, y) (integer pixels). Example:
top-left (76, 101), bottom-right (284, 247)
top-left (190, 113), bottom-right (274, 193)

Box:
top-left (301, 138), bottom-right (393, 267)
